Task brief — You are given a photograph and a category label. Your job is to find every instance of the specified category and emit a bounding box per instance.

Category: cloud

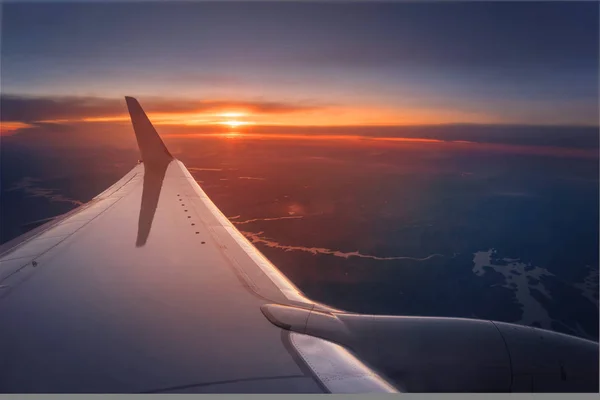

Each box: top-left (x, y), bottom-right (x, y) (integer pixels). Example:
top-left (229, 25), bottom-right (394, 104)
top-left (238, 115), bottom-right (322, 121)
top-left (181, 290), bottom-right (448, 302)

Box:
top-left (0, 120), bottom-right (138, 148)
top-left (166, 73), bottom-right (247, 87)
top-left (2, 93), bottom-right (597, 158)
top-left (0, 121), bottom-right (33, 135)
top-left (1, 95), bottom-right (123, 123)
top-left (0, 94), bottom-right (326, 124)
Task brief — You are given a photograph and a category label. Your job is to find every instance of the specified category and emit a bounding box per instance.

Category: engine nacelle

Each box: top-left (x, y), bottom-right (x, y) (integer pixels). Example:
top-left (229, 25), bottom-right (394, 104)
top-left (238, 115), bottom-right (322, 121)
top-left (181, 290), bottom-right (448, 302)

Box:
top-left (262, 304), bottom-right (599, 392)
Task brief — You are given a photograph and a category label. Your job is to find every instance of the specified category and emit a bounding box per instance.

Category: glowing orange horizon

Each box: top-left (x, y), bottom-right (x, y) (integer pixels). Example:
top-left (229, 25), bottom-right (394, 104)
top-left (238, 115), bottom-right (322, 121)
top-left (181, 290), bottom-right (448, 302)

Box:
top-left (29, 103), bottom-right (501, 128)
top-left (169, 132), bottom-right (450, 143)
top-left (2, 118), bottom-right (596, 160)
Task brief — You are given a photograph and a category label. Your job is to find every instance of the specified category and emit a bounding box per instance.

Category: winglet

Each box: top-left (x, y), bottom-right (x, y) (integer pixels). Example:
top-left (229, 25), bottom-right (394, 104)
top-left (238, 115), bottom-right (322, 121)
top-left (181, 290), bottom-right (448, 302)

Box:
top-left (125, 96), bottom-right (173, 167)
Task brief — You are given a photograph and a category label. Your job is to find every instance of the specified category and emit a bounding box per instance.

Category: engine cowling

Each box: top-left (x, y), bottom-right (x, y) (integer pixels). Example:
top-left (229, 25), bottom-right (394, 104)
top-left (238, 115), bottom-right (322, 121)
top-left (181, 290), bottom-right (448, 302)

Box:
top-left (261, 304), bottom-right (599, 392)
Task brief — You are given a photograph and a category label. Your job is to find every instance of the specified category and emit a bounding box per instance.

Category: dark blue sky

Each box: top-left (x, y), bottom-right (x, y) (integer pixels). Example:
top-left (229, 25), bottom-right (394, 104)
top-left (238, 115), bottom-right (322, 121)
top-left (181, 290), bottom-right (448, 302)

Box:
top-left (2, 2), bottom-right (598, 126)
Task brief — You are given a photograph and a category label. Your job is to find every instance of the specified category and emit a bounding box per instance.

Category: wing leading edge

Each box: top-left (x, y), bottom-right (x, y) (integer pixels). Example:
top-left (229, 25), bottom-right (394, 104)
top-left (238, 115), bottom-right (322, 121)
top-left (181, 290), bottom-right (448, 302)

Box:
top-left (0, 97), bottom-right (596, 393)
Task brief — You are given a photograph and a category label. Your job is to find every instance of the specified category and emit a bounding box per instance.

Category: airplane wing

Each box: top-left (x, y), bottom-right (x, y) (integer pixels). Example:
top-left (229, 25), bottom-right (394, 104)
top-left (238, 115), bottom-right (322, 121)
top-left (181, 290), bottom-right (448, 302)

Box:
top-left (0, 97), bottom-right (597, 393)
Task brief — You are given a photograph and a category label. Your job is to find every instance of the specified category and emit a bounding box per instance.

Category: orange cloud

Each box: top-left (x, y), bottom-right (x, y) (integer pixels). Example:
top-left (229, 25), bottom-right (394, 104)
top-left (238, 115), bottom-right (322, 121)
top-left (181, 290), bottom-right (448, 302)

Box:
top-left (2, 94), bottom-right (597, 160)
top-left (2, 94), bottom-right (502, 129)
top-left (77, 105), bottom-right (497, 128)
top-left (0, 121), bottom-right (33, 136)
top-left (1, 94), bottom-right (326, 124)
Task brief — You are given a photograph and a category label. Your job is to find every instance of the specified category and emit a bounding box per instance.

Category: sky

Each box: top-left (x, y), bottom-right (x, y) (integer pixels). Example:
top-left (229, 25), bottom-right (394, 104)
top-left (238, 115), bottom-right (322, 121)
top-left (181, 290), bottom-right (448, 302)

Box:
top-left (0, 2), bottom-right (598, 340)
top-left (1, 1), bottom-right (599, 135)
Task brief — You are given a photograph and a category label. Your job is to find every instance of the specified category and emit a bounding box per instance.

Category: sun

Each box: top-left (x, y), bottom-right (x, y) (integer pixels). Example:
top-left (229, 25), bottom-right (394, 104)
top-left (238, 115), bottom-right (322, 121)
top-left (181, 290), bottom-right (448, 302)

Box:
top-left (225, 120), bottom-right (245, 128)
top-left (218, 112), bottom-right (245, 118)
top-left (215, 120), bottom-right (254, 128)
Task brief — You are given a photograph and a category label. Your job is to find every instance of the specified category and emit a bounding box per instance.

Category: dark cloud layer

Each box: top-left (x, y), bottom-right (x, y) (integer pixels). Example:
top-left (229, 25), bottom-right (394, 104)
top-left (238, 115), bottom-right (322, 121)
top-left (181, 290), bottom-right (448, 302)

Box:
top-left (1, 95), bottom-right (122, 123)
top-left (0, 94), bottom-right (325, 123)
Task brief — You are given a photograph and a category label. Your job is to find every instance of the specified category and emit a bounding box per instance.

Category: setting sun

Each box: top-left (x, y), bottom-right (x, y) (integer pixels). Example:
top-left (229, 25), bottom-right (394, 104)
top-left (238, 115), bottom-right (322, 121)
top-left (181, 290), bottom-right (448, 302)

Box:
top-left (219, 120), bottom-right (252, 128)
top-left (218, 112), bottom-right (246, 118)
